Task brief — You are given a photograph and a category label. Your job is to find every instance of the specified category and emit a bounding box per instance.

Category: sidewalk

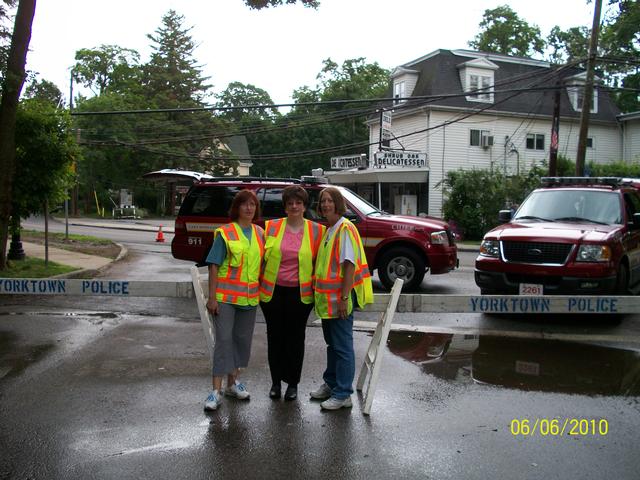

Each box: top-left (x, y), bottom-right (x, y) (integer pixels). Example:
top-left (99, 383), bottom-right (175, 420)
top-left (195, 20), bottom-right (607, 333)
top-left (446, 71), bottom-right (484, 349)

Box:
top-left (20, 241), bottom-right (122, 278)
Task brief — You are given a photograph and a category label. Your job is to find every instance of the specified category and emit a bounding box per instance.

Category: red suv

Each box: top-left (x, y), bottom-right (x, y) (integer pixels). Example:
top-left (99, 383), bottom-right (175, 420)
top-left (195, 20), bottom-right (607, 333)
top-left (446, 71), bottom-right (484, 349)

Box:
top-left (170, 175), bottom-right (458, 291)
top-left (475, 177), bottom-right (640, 295)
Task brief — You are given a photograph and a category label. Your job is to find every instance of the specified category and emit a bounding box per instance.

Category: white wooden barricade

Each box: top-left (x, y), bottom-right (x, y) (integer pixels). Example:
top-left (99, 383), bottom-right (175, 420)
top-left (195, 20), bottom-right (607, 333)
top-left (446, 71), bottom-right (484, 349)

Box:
top-left (191, 266), bottom-right (215, 356)
top-left (356, 278), bottom-right (403, 415)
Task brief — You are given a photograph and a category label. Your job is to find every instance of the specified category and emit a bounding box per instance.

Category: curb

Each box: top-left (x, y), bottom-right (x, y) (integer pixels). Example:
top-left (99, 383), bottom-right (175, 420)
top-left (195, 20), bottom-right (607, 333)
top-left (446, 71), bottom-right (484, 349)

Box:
top-left (52, 242), bottom-right (128, 279)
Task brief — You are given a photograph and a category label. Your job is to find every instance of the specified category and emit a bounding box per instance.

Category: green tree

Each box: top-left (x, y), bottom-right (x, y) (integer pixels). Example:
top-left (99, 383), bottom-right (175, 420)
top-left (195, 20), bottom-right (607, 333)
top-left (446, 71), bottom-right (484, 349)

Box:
top-left (547, 26), bottom-right (590, 64)
top-left (243, 0), bottom-right (319, 8)
top-left (24, 78), bottom-right (64, 106)
top-left (251, 58), bottom-right (389, 178)
top-left (143, 10), bottom-right (211, 107)
top-left (72, 45), bottom-right (142, 96)
top-left (13, 99), bottom-right (78, 221)
top-left (469, 5), bottom-right (545, 57)
top-left (0, 0), bottom-right (36, 269)
top-left (216, 81), bottom-right (279, 123)
top-left (548, 1), bottom-right (639, 112)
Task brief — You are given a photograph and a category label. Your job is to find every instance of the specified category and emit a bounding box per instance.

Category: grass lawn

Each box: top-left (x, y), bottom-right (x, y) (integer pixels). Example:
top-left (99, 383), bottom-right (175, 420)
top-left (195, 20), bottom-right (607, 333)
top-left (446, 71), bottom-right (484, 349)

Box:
top-left (21, 230), bottom-right (113, 245)
top-left (20, 230), bottom-right (120, 259)
top-left (2, 257), bottom-right (78, 278)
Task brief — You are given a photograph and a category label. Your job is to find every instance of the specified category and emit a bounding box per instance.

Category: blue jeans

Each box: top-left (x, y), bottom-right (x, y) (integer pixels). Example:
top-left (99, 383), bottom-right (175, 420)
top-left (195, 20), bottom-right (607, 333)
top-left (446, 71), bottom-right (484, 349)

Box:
top-left (321, 314), bottom-right (355, 399)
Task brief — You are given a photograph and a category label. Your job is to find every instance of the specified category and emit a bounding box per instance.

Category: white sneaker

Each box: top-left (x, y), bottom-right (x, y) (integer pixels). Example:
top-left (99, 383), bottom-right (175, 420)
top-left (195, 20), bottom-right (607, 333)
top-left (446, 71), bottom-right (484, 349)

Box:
top-left (309, 383), bottom-right (332, 400)
top-left (204, 390), bottom-right (222, 411)
top-left (225, 381), bottom-right (250, 400)
top-left (321, 396), bottom-right (353, 410)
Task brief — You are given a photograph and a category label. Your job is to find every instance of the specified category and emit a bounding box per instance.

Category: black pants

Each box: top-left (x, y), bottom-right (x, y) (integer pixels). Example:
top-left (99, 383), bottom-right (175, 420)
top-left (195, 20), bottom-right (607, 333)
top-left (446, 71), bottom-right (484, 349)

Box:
top-left (259, 285), bottom-right (314, 386)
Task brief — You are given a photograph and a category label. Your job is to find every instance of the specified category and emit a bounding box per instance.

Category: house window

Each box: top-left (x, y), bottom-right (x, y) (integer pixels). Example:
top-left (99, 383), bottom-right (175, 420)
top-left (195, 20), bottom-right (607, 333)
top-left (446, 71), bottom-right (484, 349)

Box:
top-left (587, 137), bottom-right (593, 148)
top-left (394, 81), bottom-right (406, 104)
top-left (467, 74), bottom-right (493, 102)
top-left (526, 134), bottom-right (545, 150)
top-left (470, 129), bottom-right (492, 147)
top-left (568, 84), bottom-right (598, 113)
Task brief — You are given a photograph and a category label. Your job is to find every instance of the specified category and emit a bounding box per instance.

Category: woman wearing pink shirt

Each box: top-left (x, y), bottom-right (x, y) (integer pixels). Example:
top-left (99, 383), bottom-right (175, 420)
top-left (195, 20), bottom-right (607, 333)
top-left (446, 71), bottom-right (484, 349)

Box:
top-left (259, 186), bottom-right (325, 401)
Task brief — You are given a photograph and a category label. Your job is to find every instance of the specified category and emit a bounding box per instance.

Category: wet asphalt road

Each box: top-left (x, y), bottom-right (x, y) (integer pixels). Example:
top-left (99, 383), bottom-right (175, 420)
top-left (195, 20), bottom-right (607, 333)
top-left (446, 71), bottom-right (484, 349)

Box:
top-left (1, 303), bottom-right (639, 480)
top-left (2, 219), bottom-right (640, 479)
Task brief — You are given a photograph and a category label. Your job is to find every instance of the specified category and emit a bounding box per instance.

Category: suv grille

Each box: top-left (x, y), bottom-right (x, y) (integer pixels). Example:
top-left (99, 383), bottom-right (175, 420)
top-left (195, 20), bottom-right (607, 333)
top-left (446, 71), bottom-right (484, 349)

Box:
top-left (501, 241), bottom-right (572, 265)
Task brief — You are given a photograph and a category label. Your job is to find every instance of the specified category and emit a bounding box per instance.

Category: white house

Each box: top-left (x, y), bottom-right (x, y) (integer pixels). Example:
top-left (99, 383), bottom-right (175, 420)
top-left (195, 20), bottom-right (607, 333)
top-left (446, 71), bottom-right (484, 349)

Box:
top-left (326, 49), bottom-right (636, 218)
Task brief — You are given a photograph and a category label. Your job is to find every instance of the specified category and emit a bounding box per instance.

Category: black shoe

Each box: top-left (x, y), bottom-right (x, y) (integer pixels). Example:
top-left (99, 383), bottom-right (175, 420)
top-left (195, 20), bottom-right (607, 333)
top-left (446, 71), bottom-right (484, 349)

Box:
top-left (269, 383), bottom-right (281, 399)
top-left (284, 385), bottom-right (298, 401)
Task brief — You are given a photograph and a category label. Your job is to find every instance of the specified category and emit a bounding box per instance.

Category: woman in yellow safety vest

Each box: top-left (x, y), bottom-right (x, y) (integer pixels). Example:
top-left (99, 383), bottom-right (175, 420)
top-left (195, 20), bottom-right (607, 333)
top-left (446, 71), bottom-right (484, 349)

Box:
top-left (309, 187), bottom-right (373, 411)
top-left (259, 185), bottom-right (326, 401)
top-left (204, 189), bottom-right (265, 412)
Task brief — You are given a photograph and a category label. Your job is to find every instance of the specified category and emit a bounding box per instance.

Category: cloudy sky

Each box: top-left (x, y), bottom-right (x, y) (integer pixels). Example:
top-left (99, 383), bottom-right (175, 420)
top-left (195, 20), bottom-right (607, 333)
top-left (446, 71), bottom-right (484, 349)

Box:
top-left (26, 0), bottom-right (603, 105)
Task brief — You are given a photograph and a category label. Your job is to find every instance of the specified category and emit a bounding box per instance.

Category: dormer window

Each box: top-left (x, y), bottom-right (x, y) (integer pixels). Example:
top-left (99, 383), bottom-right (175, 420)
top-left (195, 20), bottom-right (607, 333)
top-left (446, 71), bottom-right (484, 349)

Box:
top-left (457, 57), bottom-right (498, 104)
top-left (564, 72), bottom-right (600, 114)
top-left (468, 74), bottom-right (492, 102)
top-left (567, 83), bottom-right (598, 113)
top-left (394, 81), bottom-right (406, 104)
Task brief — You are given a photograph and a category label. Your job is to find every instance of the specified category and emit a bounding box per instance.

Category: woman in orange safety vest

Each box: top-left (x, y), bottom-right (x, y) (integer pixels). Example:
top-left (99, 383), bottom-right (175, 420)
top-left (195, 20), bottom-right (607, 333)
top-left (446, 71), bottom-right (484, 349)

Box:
top-left (203, 189), bottom-right (265, 412)
top-left (309, 187), bottom-right (373, 411)
top-left (259, 185), bottom-right (325, 401)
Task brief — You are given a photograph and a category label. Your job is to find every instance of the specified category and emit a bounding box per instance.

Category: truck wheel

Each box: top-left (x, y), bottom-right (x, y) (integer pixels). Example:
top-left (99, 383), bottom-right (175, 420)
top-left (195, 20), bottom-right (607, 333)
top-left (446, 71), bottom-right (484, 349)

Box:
top-left (616, 263), bottom-right (629, 295)
top-left (378, 247), bottom-right (426, 291)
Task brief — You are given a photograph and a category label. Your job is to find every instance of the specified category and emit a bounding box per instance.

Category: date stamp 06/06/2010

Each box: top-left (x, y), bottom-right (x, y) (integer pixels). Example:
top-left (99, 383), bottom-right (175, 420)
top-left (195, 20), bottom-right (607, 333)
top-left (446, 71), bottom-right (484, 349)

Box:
top-left (510, 418), bottom-right (609, 437)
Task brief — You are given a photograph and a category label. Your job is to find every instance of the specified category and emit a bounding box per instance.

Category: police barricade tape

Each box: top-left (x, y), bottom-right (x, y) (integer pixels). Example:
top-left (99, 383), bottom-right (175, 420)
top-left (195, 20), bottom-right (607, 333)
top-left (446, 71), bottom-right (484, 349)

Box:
top-left (365, 293), bottom-right (640, 315)
top-left (1, 277), bottom-right (638, 315)
top-left (0, 278), bottom-right (194, 298)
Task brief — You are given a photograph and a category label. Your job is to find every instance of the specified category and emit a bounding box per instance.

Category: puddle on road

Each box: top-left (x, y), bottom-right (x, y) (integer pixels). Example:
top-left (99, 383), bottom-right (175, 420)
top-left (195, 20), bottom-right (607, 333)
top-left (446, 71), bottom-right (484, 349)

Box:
top-left (386, 331), bottom-right (640, 396)
top-left (0, 330), bottom-right (54, 380)
top-left (0, 311), bottom-right (118, 319)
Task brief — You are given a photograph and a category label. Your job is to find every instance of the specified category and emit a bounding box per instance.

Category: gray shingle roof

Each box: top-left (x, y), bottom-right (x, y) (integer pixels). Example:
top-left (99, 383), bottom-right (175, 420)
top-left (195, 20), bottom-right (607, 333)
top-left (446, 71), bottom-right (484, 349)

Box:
top-left (388, 49), bottom-right (620, 123)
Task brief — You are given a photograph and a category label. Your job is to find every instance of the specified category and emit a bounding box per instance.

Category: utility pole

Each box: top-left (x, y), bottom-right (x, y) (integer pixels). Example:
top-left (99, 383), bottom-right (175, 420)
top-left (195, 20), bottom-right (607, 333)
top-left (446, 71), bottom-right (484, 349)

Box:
top-left (378, 108), bottom-right (383, 152)
top-left (576, 0), bottom-right (602, 176)
top-left (549, 81), bottom-right (561, 176)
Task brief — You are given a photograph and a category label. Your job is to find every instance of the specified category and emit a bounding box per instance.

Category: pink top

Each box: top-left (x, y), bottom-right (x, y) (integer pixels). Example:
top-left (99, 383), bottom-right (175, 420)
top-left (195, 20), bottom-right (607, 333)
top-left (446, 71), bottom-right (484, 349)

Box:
top-left (276, 226), bottom-right (304, 287)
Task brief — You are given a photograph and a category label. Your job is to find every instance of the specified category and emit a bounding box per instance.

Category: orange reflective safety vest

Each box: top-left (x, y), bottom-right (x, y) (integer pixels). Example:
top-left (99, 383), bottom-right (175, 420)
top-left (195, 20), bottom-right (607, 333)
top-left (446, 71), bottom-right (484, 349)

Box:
top-left (215, 222), bottom-right (265, 306)
top-left (259, 218), bottom-right (326, 304)
top-left (313, 218), bottom-right (373, 319)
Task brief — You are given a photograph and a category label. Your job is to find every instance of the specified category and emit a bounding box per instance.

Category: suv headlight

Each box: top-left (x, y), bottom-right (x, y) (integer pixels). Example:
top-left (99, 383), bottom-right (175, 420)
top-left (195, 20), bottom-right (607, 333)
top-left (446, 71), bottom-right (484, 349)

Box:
top-left (479, 239), bottom-right (500, 257)
top-left (576, 245), bottom-right (611, 262)
top-left (430, 230), bottom-right (449, 245)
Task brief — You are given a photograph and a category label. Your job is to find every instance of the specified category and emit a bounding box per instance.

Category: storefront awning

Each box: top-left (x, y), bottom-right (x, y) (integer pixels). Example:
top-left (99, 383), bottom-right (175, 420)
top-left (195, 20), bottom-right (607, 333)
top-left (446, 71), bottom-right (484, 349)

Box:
top-left (324, 168), bottom-right (429, 184)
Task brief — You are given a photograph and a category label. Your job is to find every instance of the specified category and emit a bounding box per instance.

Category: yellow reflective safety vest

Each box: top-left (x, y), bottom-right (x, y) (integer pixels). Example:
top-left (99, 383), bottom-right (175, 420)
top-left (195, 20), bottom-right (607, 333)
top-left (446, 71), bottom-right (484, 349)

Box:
top-left (313, 218), bottom-right (373, 319)
top-left (259, 218), bottom-right (326, 304)
top-left (215, 222), bottom-right (265, 306)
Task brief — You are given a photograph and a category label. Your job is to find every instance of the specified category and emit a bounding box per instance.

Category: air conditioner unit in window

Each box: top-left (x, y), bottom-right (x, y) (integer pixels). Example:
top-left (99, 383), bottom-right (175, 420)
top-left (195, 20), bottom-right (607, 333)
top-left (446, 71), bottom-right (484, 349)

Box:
top-left (481, 134), bottom-right (494, 148)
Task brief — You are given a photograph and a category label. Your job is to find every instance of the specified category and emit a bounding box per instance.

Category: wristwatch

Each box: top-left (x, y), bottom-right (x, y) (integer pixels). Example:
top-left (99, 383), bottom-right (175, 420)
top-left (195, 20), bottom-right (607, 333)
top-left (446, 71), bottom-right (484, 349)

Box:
top-left (340, 295), bottom-right (349, 301)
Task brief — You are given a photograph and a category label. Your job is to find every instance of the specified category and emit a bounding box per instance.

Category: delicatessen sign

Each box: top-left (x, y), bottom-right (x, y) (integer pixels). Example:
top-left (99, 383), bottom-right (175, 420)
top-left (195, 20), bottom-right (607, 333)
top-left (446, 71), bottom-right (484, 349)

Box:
top-left (373, 151), bottom-right (427, 169)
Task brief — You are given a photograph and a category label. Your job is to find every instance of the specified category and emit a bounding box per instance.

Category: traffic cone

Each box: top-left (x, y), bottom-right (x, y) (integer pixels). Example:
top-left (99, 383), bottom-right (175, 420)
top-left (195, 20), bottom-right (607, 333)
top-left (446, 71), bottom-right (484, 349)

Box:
top-left (155, 225), bottom-right (165, 242)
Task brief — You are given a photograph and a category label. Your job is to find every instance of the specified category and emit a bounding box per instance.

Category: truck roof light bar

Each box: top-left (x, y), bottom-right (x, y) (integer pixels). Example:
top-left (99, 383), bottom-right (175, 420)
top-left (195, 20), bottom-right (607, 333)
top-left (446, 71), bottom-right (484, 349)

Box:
top-left (540, 177), bottom-right (623, 187)
top-left (199, 176), bottom-right (301, 184)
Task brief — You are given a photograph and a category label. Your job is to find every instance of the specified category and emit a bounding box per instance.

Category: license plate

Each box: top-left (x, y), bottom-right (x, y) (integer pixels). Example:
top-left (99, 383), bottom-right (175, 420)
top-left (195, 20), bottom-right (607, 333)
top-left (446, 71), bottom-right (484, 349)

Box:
top-left (515, 360), bottom-right (540, 376)
top-left (519, 283), bottom-right (543, 295)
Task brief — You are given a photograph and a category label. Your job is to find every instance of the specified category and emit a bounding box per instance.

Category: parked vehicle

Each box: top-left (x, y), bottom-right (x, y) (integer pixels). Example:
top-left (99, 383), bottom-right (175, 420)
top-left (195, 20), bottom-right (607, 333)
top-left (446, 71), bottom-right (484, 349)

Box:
top-left (475, 177), bottom-right (640, 295)
top-left (168, 174), bottom-right (458, 291)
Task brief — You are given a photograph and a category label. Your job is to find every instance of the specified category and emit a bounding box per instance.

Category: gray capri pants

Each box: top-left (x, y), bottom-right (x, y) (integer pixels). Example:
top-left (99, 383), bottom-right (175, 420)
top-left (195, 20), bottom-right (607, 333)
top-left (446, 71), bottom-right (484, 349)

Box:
top-left (211, 302), bottom-right (257, 376)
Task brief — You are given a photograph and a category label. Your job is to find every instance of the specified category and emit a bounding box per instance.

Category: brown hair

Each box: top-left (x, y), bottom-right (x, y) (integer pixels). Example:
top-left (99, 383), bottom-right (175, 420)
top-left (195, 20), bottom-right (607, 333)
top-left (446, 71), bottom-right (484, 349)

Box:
top-left (228, 189), bottom-right (260, 221)
top-left (282, 185), bottom-right (309, 207)
top-left (317, 186), bottom-right (346, 216)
